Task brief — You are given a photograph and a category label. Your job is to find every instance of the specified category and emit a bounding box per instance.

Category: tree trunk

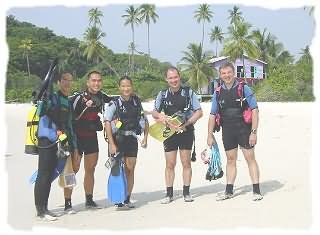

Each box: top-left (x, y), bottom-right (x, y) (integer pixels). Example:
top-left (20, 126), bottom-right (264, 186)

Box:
top-left (26, 54), bottom-right (30, 78)
top-left (147, 22), bottom-right (150, 66)
top-left (197, 70), bottom-right (202, 95)
top-left (101, 57), bottom-right (120, 79)
top-left (242, 55), bottom-right (247, 83)
top-left (131, 24), bottom-right (135, 74)
top-left (128, 52), bottom-right (131, 69)
top-left (201, 22), bottom-right (205, 48)
top-left (215, 41), bottom-right (218, 57)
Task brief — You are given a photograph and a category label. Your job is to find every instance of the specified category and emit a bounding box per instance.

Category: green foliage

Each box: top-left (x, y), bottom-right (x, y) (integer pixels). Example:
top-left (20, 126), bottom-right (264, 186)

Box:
top-left (6, 15), bottom-right (172, 103)
top-left (254, 59), bottom-right (314, 102)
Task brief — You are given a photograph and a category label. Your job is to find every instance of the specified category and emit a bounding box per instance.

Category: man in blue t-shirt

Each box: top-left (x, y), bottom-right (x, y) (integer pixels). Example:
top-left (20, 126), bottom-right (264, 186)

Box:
top-left (207, 62), bottom-right (263, 201)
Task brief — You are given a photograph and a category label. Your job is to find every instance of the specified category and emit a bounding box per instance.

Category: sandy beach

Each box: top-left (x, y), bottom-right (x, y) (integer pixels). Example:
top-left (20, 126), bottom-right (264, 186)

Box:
top-left (3, 102), bottom-right (315, 231)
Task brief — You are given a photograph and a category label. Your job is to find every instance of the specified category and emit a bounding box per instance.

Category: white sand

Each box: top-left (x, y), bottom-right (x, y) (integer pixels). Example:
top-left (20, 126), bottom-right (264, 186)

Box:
top-left (4, 102), bottom-right (313, 231)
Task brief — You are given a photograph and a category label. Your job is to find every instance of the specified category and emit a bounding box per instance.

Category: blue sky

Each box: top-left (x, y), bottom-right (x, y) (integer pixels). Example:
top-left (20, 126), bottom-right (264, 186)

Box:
top-left (7, 4), bottom-right (314, 65)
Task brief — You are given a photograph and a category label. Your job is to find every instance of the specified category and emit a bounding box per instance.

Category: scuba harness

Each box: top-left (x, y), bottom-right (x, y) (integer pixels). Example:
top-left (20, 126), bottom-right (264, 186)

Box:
top-left (71, 90), bottom-right (110, 137)
top-left (214, 80), bottom-right (253, 133)
top-left (160, 86), bottom-right (197, 162)
top-left (24, 58), bottom-right (69, 157)
top-left (110, 95), bottom-right (146, 137)
top-left (25, 58), bottom-right (58, 154)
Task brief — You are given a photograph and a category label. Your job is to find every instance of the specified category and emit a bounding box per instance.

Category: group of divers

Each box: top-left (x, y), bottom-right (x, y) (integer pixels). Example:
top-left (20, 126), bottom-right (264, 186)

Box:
top-left (31, 62), bottom-right (263, 221)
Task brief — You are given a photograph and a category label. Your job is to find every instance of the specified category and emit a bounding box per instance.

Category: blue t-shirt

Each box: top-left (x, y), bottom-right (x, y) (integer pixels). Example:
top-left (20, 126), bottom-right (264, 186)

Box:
top-left (210, 81), bottom-right (258, 115)
top-left (154, 87), bottom-right (201, 119)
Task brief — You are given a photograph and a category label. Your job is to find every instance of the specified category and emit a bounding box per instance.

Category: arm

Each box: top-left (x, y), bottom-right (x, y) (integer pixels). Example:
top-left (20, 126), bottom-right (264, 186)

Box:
top-left (103, 102), bottom-right (118, 155)
top-left (180, 89), bottom-right (203, 129)
top-left (152, 91), bottom-right (169, 124)
top-left (140, 117), bottom-right (149, 148)
top-left (243, 85), bottom-right (259, 146)
top-left (207, 114), bottom-right (217, 147)
top-left (249, 108), bottom-right (259, 146)
top-left (207, 92), bottom-right (219, 147)
top-left (105, 121), bottom-right (117, 155)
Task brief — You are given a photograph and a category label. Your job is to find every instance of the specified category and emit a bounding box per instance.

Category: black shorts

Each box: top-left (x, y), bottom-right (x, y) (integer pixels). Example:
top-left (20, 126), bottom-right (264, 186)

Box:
top-left (77, 134), bottom-right (99, 156)
top-left (222, 121), bottom-right (253, 151)
top-left (163, 130), bottom-right (194, 152)
top-left (114, 134), bottom-right (138, 158)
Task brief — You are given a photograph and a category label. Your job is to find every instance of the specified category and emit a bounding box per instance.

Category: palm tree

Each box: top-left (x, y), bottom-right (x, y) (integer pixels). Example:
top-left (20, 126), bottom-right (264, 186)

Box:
top-left (18, 38), bottom-right (32, 77)
top-left (209, 26), bottom-right (224, 57)
top-left (122, 5), bottom-right (142, 73)
top-left (127, 42), bottom-right (136, 68)
top-left (139, 4), bottom-right (159, 66)
top-left (88, 8), bottom-right (103, 27)
top-left (276, 50), bottom-right (294, 65)
top-left (228, 5), bottom-right (244, 26)
top-left (223, 21), bottom-right (259, 79)
top-left (180, 43), bottom-right (214, 94)
top-left (194, 4), bottom-right (213, 48)
top-left (299, 46), bottom-right (312, 64)
top-left (81, 26), bottom-right (106, 64)
top-left (251, 28), bottom-right (275, 62)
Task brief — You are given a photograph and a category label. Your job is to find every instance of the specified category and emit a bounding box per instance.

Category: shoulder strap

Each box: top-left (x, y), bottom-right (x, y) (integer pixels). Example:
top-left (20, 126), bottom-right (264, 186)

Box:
top-left (159, 89), bottom-right (167, 111)
top-left (215, 86), bottom-right (221, 100)
top-left (183, 86), bottom-right (191, 111)
top-left (133, 95), bottom-right (143, 113)
top-left (237, 81), bottom-right (245, 98)
top-left (114, 97), bottom-right (122, 120)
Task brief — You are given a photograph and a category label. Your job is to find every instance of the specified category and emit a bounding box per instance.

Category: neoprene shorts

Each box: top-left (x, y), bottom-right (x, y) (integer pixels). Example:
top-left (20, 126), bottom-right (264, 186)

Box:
top-left (222, 121), bottom-right (253, 151)
top-left (77, 134), bottom-right (99, 155)
top-left (163, 130), bottom-right (194, 152)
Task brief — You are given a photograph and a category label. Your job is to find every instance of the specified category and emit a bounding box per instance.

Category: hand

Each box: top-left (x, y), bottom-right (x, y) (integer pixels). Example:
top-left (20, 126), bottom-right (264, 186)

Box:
top-left (156, 113), bottom-right (169, 125)
top-left (85, 100), bottom-right (94, 107)
top-left (249, 133), bottom-right (257, 147)
top-left (72, 149), bottom-right (81, 164)
top-left (207, 135), bottom-right (216, 147)
top-left (109, 143), bottom-right (118, 155)
top-left (175, 124), bottom-right (187, 133)
top-left (140, 137), bottom-right (148, 148)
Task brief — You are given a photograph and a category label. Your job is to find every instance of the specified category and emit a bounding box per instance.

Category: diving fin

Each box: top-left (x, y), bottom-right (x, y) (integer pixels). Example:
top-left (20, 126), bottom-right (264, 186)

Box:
top-left (29, 158), bottom-right (66, 184)
top-left (107, 155), bottom-right (128, 204)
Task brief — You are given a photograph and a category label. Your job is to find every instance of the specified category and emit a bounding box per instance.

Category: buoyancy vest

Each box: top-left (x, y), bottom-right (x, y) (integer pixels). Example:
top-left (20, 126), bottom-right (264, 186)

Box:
top-left (160, 86), bottom-right (191, 116)
top-left (114, 95), bottom-right (145, 135)
top-left (37, 91), bottom-right (70, 142)
top-left (160, 86), bottom-right (194, 131)
top-left (71, 90), bottom-right (112, 137)
top-left (216, 81), bottom-right (249, 125)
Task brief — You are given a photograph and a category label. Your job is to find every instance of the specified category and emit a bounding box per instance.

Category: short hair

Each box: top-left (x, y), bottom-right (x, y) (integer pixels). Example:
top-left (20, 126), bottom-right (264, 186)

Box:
top-left (165, 66), bottom-right (180, 77)
top-left (219, 62), bottom-right (235, 73)
top-left (118, 75), bottom-right (133, 86)
top-left (58, 72), bottom-right (73, 81)
top-left (87, 70), bottom-right (102, 80)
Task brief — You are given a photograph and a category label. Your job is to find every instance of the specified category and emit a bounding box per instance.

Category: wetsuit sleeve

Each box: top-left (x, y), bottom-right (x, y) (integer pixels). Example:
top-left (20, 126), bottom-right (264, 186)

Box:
top-left (104, 101), bottom-right (117, 122)
top-left (71, 93), bottom-right (86, 116)
top-left (210, 91), bottom-right (219, 115)
top-left (189, 89), bottom-right (201, 111)
top-left (243, 85), bottom-right (258, 109)
top-left (153, 91), bottom-right (163, 112)
top-left (67, 109), bottom-right (77, 151)
top-left (39, 93), bottom-right (56, 116)
top-left (103, 94), bottom-right (113, 103)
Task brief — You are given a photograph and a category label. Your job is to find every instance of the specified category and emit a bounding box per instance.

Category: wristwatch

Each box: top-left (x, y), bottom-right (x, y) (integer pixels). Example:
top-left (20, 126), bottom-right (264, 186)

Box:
top-left (251, 129), bottom-right (257, 134)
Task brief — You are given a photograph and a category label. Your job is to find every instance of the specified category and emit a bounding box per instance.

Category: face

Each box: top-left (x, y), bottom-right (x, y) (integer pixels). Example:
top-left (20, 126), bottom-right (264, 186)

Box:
top-left (58, 75), bottom-right (73, 96)
top-left (87, 73), bottom-right (102, 94)
top-left (119, 79), bottom-right (133, 98)
top-left (166, 69), bottom-right (181, 90)
top-left (220, 66), bottom-right (235, 86)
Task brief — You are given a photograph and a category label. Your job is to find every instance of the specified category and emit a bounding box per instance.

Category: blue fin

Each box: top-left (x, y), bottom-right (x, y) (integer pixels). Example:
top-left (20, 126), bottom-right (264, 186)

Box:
top-left (107, 160), bottom-right (128, 204)
top-left (29, 158), bottom-right (66, 184)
